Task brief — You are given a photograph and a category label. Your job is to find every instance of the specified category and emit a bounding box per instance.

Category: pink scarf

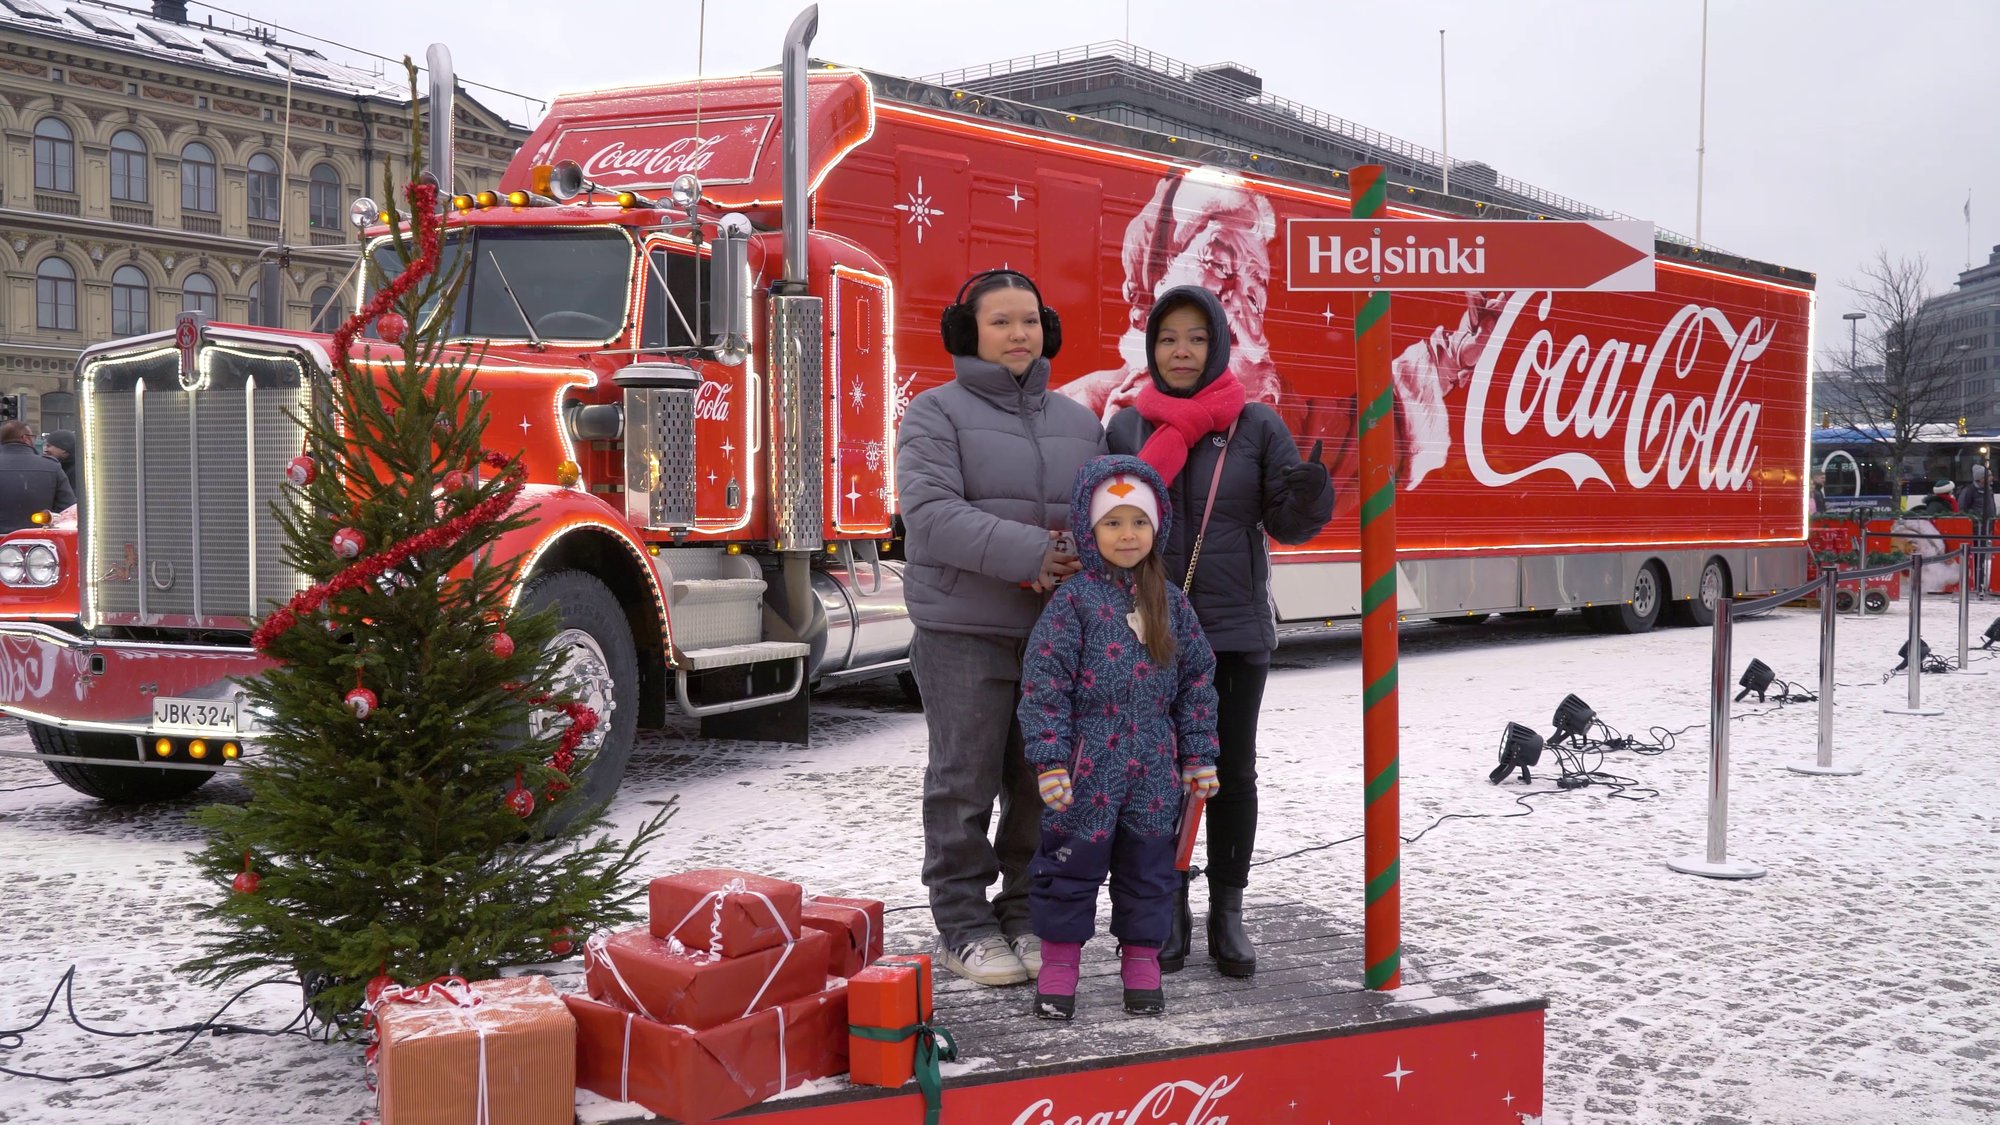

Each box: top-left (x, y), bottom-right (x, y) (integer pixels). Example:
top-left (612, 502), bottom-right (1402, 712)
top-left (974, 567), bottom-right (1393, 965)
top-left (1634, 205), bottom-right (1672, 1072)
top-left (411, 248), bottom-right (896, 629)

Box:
top-left (1135, 373), bottom-right (1247, 485)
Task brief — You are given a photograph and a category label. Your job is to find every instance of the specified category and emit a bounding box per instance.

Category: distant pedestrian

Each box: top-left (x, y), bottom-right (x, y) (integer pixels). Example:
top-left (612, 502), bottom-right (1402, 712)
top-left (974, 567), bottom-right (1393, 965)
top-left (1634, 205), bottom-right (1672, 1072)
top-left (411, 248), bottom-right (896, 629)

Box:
top-left (1960, 465), bottom-right (1994, 592)
top-left (1811, 470), bottom-right (1828, 515)
top-left (0, 421), bottom-right (75, 532)
top-left (41, 429), bottom-right (79, 499)
top-left (1907, 479), bottom-right (1958, 518)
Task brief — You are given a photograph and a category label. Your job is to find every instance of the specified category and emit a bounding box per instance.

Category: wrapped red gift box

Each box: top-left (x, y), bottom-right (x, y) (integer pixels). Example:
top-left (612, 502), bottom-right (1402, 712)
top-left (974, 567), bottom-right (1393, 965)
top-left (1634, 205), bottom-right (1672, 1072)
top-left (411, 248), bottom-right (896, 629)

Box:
top-left (649, 868), bottom-right (804, 957)
top-left (799, 895), bottom-right (885, 979)
top-left (373, 976), bottom-right (576, 1125)
top-left (567, 981), bottom-right (849, 1124)
top-left (847, 953), bottom-right (932, 1089)
top-left (584, 925), bottom-right (831, 1030)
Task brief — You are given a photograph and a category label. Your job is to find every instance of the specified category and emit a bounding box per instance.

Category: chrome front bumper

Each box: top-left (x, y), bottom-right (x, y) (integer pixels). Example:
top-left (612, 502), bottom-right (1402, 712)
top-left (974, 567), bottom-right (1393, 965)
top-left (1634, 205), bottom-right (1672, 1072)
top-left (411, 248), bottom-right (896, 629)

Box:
top-left (0, 622), bottom-right (269, 739)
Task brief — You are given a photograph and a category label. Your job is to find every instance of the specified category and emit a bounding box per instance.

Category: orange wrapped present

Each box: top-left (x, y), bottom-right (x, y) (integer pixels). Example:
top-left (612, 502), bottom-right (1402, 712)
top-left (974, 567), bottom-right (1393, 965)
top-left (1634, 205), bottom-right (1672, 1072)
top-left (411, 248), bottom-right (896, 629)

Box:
top-left (649, 868), bottom-right (803, 957)
top-left (848, 955), bottom-right (956, 1125)
top-left (372, 976), bottom-right (575, 1125)
top-left (567, 981), bottom-right (849, 1124)
top-left (799, 894), bottom-right (884, 978)
top-left (584, 925), bottom-right (831, 1030)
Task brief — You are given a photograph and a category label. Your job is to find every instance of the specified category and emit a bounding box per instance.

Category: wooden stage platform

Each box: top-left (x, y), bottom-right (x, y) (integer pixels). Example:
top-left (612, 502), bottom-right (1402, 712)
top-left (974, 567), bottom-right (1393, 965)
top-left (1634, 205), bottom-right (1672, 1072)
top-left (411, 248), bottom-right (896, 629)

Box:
top-left (589, 899), bottom-right (1545, 1124)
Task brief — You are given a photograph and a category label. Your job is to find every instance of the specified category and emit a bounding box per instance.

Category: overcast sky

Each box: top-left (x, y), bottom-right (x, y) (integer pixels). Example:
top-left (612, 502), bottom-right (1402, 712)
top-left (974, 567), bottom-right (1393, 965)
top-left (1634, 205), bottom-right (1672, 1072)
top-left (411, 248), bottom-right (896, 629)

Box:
top-left (236, 0), bottom-right (1997, 350)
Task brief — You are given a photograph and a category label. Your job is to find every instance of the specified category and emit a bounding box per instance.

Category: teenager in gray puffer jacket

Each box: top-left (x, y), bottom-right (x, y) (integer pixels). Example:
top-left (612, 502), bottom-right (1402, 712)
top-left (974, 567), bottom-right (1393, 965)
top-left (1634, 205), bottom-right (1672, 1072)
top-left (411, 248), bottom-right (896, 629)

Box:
top-left (1106, 284), bottom-right (1334, 980)
top-left (895, 270), bottom-right (1105, 988)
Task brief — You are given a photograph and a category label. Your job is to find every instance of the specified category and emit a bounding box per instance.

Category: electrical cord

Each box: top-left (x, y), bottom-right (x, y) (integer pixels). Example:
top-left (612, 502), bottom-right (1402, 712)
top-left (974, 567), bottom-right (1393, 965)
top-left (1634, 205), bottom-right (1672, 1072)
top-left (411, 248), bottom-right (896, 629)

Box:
top-left (0, 966), bottom-right (324, 1083)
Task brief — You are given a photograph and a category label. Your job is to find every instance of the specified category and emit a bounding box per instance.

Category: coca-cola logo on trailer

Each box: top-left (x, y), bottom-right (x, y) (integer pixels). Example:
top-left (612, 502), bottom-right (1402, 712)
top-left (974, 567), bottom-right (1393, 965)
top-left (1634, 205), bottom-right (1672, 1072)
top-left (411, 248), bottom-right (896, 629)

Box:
top-left (547, 115), bottom-right (775, 190)
top-left (1463, 290), bottom-right (1772, 493)
top-left (1010, 1074), bottom-right (1240, 1125)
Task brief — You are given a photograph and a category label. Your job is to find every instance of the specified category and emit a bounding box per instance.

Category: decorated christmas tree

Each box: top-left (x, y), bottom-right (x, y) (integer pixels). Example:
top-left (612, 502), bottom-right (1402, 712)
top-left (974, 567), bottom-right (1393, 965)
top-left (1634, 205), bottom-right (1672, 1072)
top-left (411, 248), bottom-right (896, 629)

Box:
top-left (181, 88), bottom-right (666, 1023)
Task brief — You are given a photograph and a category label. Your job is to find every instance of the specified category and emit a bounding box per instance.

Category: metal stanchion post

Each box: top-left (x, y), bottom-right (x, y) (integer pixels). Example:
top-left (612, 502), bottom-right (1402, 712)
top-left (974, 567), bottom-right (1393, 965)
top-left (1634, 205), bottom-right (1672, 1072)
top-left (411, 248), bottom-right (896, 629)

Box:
top-left (1885, 556), bottom-right (1945, 716)
top-left (1669, 596), bottom-right (1766, 879)
top-left (1957, 548), bottom-right (1987, 675)
top-left (1792, 570), bottom-right (1861, 777)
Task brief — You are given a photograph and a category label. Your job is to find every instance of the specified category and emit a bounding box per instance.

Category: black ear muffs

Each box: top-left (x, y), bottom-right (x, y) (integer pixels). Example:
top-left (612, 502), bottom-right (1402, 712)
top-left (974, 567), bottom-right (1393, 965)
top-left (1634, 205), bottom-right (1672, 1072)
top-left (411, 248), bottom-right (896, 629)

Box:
top-left (939, 269), bottom-right (1063, 360)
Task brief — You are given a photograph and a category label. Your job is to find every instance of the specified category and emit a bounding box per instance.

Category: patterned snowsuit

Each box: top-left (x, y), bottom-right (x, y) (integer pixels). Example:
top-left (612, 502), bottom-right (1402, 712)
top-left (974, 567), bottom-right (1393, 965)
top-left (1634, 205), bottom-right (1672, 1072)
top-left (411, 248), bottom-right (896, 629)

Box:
top-left (1017, 456), bottom-right (1220, 947)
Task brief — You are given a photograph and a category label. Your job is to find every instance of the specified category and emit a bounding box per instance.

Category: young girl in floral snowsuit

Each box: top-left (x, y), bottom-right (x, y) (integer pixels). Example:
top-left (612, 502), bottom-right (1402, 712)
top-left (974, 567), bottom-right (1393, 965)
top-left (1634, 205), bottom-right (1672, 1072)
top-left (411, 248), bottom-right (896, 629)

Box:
top-left (1017, 455), bottom-right (1219, 1019)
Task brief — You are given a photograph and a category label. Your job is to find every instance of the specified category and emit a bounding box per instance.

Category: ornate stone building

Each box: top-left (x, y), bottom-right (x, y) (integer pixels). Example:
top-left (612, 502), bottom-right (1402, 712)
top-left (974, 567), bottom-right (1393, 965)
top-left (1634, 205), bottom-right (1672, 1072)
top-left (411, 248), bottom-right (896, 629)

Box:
top-left (0, 0), bottom-right (528, 431)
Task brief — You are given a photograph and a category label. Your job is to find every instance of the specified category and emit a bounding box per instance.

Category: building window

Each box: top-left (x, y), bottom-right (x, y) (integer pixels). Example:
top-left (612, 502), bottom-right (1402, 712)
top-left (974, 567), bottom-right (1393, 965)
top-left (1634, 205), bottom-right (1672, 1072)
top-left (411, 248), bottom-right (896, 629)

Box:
top-left (110, 130), bottom-right (149, 203)
top-left (309, 163), bottom-right (342, 229)
top-left (112, 265), bottom-right (151, 336)
top-left (35, 259), bottom-right (78, 331)
top-left (309, 285), bottom-right (342, 332)
top-left (248, 153), bottom-right (281, 222)
top-left (183, 271), bottom-right (219, 318)
top-left (33, 118), bottom-right (75, 192)
top-left (181, 141), bottom-right (217, 213)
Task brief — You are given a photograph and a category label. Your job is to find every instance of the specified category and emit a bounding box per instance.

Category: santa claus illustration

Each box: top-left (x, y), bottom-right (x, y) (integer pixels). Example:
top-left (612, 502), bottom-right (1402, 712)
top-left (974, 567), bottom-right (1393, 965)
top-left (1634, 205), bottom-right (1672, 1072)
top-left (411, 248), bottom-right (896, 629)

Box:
top-left (1055, 167), bottom-right (1501, 515)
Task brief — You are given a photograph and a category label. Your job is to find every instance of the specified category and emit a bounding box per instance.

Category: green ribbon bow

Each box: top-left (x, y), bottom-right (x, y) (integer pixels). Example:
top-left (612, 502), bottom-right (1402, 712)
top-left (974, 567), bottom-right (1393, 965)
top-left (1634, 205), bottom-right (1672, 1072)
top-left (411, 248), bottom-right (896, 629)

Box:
top-left (849, 957), bottom-right (957, 1125)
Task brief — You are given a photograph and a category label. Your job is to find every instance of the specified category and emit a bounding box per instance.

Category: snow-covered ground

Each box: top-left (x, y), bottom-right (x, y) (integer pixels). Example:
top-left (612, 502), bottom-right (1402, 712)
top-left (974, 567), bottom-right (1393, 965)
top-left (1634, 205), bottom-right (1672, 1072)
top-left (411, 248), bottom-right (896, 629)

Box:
top-left (2, 594), bottom-right (1996, 1124)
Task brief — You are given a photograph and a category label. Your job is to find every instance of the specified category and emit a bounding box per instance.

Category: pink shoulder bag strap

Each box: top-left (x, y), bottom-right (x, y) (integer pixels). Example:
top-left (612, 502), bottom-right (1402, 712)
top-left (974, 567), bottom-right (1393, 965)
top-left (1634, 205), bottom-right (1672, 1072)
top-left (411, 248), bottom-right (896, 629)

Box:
top-left (1180, 420), bottom-right (1239, 595)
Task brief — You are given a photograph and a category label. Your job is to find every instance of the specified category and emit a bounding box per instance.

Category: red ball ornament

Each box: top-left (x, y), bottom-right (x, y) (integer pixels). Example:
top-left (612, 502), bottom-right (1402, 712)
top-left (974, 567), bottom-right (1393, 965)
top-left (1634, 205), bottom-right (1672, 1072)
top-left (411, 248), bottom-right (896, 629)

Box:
top-left (442, 470), bottom-right (474, 493)
top-left (345, 686), bottom-right (378, 720)
top-left (232, 850), bottom-right (261, 895)
top-left (549, 927), bottom-right (575, 958)
top-left (286, 454), bottom-right (318, 488)
top-left (488, 632), bottom-right (515, 659)
top-left (332, 527), bottom-right (366, 559)
top-left (376, 312), bottom-right (407, 344)
top-left (507, 773), bottom-right (536, 819)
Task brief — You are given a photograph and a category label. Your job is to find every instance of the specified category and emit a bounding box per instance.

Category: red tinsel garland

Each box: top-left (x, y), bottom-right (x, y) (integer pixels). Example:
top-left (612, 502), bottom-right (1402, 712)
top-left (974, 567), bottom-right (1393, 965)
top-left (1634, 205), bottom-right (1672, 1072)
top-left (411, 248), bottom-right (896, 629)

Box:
top-left (254, 176), bottom-right (598, 795)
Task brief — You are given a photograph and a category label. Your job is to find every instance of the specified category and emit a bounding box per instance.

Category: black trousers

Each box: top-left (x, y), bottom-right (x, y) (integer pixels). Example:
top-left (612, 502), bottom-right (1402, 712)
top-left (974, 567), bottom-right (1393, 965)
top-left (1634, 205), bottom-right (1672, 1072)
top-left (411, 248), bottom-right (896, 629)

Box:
top-left (1204, 651), bottom-right (1269, 889)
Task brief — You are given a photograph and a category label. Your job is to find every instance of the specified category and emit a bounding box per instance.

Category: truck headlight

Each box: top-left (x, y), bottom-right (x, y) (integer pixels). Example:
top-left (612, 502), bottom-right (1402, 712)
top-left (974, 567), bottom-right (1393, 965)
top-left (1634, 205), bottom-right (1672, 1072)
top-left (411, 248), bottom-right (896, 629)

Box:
top-left (0, 546), bottom-right (26, 586)
top-left (24, 544), bottom-right (58, 586)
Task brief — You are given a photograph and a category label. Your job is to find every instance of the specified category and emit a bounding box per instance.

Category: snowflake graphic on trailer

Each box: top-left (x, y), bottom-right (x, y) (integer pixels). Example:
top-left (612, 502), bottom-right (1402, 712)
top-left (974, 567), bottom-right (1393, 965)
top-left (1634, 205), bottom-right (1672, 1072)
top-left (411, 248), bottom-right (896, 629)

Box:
top-left (892, 372), bottom-right (918, 423)
top-left (850, 382), bottom-right (867, 412)
top-left (894, 176), bottom-right (944, 243)
top-left (864, 440), bottom-right (884, 472)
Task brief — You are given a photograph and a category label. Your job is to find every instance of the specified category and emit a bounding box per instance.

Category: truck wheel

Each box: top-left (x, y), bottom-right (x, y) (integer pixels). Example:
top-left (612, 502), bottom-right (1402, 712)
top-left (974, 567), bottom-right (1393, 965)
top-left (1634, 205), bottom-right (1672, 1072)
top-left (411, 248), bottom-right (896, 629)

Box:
top-left (1605, 561), bottom-right (1666, 634)
top-left (1671, 558), bottom-right (1731, 627)
top-left (517, 570), bottom-right (640, 829)
top-left (30, 723), bottom-right (213, 804)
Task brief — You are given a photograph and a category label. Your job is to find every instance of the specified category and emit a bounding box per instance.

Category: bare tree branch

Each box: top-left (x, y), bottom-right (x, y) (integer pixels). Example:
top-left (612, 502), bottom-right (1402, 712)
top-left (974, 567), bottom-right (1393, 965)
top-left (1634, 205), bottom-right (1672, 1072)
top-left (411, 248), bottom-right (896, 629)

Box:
top-left (1818, 250), bottom-right (1964, 486)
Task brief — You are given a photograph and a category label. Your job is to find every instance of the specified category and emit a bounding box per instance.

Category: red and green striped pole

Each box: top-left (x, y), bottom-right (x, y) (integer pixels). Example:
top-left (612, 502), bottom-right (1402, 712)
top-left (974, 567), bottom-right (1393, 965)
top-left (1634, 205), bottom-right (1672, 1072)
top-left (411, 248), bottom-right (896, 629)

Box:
top-left (1349, 164), bottom-right (1401, 991)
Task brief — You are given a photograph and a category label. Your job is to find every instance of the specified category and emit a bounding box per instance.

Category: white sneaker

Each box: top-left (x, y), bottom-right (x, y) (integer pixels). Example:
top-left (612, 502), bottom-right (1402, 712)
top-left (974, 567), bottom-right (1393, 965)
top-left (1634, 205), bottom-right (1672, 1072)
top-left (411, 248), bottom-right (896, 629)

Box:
top-left (938, 933), bottom-right (1029, 986)
top-left (1008, 934), bottom-right (1043, 975)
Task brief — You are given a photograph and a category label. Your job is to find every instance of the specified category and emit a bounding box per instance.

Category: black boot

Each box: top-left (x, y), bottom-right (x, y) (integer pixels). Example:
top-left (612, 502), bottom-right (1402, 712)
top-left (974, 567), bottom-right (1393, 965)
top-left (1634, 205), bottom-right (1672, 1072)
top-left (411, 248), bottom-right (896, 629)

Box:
top-left (1159, 872), bottom-right (1193, 974)
top-left (1207, 885), bottom-right (1256, 978)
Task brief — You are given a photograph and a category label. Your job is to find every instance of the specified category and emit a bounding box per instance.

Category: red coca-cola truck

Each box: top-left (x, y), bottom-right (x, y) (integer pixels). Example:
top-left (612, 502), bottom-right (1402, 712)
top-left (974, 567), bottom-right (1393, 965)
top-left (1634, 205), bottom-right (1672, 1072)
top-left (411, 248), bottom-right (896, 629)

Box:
top-left (0, 11), bottom-right (1811, 804)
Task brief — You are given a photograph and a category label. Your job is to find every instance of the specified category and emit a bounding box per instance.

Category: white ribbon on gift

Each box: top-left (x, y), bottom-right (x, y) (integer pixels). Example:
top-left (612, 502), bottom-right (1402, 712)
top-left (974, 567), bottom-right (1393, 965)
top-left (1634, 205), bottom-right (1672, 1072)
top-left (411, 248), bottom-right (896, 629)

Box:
top-left (803, 893), bottom-right (875, 965)
top-left (367, 976), bottom-right (493, 1125)
top-left (589, 886), bottom-right (800, 1024)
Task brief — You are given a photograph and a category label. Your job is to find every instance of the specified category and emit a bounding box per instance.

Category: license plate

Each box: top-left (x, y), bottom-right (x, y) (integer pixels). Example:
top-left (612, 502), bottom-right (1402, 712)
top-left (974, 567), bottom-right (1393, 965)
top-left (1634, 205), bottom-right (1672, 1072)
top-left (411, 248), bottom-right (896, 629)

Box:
top-left (152, 696), bottom-right (238, 732)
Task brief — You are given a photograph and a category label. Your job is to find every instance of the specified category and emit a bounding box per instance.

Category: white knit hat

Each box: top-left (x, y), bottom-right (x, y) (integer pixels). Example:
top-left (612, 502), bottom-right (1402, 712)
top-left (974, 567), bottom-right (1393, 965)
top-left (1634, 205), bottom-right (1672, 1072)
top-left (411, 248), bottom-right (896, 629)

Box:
top-left (1088, 472), bottom-right (1161, 532)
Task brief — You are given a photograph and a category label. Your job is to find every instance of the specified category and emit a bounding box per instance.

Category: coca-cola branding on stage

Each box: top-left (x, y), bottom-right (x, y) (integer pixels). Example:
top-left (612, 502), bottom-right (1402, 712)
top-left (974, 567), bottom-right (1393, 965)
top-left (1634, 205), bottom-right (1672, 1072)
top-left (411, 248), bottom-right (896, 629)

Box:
top-left (1009, 1075), bottom-right (1240, 1125)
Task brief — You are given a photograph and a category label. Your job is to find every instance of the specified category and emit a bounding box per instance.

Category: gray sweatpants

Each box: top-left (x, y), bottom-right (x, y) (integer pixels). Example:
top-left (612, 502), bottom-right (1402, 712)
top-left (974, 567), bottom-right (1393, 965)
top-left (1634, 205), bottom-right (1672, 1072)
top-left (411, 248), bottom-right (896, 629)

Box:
top-left (911, 627), bottom-right (1042, 948)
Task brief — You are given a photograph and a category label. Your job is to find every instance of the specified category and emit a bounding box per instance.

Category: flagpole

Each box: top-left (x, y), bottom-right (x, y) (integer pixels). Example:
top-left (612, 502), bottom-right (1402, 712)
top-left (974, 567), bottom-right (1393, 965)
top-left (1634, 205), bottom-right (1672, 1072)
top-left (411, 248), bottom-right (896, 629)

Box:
top-left (1439, 29), bottom-right (1449, 198)
top-left (1968, 190), bottom-right (1974, 271)
top-left (1695, 0), bottom-right (1708, 249)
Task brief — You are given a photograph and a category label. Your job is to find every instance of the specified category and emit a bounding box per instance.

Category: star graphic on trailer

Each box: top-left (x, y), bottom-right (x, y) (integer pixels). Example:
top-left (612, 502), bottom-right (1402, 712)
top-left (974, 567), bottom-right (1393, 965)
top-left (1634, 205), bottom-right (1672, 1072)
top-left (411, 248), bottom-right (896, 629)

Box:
top-left (1502, 1092), bottom-right (1515, 1107)
top-left (519, 416), bottom-right (532, 434)
top-left (1383, 1058), bottom-right (1413, 1092)
top-left (850, 382), bottom-right (867, 411)
top-left (721, 437), bottom-right (735, 457)
top-left (707, 469), bottom-right (718, 485)
top-left (1322, 305), bottom-right (1336, 326)
top-left (1006, 184), bottom-right (1024, 211)
top-left (894, 176), bottom-right (944, 243)
top-left (846, 482), bottom-right (862, 509)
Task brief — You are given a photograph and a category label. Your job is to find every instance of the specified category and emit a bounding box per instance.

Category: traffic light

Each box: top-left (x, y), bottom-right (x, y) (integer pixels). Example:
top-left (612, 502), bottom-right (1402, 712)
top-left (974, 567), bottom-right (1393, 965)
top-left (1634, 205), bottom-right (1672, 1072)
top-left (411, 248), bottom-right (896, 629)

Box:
top-left (0, 394), bottom-right (23, 424)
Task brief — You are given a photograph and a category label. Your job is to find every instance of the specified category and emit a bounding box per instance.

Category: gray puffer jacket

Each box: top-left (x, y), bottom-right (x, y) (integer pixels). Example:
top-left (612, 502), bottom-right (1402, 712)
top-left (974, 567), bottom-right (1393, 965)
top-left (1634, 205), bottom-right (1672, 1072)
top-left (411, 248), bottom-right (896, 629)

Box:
top-left (896, 355), bottom-right (1105, 637)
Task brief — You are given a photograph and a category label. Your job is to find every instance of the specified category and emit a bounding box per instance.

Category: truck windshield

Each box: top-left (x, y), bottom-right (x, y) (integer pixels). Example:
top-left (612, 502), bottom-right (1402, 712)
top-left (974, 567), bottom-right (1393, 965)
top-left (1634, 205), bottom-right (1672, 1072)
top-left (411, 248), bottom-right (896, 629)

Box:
top-left (366, 227), bottom-right (633, 343)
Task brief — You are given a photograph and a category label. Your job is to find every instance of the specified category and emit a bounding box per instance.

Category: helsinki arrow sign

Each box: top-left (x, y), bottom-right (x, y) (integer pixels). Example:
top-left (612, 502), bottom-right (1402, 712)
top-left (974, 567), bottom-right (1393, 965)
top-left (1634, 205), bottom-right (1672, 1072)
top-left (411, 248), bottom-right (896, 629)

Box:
top-left (1285, 218), bottom-right (1655, 292)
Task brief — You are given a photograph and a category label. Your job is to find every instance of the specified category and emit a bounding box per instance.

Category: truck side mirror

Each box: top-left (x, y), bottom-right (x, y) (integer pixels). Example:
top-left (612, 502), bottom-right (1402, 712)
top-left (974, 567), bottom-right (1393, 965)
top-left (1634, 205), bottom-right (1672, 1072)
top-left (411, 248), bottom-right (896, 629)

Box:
top-left (709, 213), bottom-right (751, 366)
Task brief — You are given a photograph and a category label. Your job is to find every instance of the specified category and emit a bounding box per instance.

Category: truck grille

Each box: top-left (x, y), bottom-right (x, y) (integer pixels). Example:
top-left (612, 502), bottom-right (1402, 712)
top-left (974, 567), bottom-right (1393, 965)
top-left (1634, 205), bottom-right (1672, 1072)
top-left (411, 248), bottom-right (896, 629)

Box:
top-left (81, 341), bottom-right (312, 630)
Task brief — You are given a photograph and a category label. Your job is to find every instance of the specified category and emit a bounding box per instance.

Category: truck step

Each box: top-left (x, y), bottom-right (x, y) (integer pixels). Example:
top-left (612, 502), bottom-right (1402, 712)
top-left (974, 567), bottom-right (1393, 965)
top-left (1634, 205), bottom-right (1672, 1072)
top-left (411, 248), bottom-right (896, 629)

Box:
top-left (670, 577), bottom-right (768, 605)
top-left (667, 578), bottom-right (767, 650)
top-left (676, 640), bottom-right (812, 671)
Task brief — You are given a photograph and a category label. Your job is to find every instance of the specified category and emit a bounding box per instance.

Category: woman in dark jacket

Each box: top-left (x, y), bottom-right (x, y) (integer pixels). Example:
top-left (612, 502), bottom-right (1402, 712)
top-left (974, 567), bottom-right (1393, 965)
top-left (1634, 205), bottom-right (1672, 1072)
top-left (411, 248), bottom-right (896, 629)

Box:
top-left (1106, 284), bottom-right (1334, 977)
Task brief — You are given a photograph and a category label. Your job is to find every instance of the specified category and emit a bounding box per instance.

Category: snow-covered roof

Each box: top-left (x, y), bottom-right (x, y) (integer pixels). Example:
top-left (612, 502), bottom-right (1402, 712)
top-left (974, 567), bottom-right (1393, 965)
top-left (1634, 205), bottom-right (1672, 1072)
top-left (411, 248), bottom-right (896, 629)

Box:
top-left (0, 0), bottom-right (398, 98)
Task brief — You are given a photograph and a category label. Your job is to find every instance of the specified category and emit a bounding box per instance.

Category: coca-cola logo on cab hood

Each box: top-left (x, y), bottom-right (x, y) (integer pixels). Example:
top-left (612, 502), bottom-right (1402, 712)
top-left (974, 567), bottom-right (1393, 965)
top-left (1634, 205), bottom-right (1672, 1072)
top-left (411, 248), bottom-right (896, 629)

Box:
top-left (543, 115), bottom-right (775, 190)
top-left (1462, 290), bottom-right (1773, 493)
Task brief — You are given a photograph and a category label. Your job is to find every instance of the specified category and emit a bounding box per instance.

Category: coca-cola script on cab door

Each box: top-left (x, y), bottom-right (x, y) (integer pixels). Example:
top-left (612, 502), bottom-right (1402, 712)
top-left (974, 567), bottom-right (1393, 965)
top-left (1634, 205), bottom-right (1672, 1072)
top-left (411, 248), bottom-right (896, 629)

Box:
top-left (548, 115), bottom-right (774, 189)
top-left (694, 380), bottom-right (733, 423)
top-left (1461, 290), bottom-right (1771, 493)
top-left (1010, 1074), bottom-right (1240, 1125)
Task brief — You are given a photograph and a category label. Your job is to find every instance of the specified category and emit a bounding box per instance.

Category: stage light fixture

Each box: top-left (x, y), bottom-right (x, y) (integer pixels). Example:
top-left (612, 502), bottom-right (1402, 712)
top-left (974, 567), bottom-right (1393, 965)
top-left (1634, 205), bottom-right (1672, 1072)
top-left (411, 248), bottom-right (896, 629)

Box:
top-left (1489, 722), bottom-right (1545, 785)
top-left (1549, 694), bottom-right (1596, 746)
top-left (1892, 639), bottom-right (1933, 673)
top-left (1735, 659), bottom-right (1776, 702)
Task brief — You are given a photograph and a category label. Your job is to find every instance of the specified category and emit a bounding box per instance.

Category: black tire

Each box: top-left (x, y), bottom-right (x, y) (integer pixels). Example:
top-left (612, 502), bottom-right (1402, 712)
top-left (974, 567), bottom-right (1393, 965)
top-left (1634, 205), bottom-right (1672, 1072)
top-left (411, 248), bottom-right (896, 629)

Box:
top-left (31, 722), bottom-right (213, 804)
top-left (896, 669), bottom-right (923, 708)
top-left (1605, 561), bottom-right (1667, 634)
top-left (517, 570), bottom-right (640, 828)
top-left (1671, 558), bottom-right (1730, 627)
